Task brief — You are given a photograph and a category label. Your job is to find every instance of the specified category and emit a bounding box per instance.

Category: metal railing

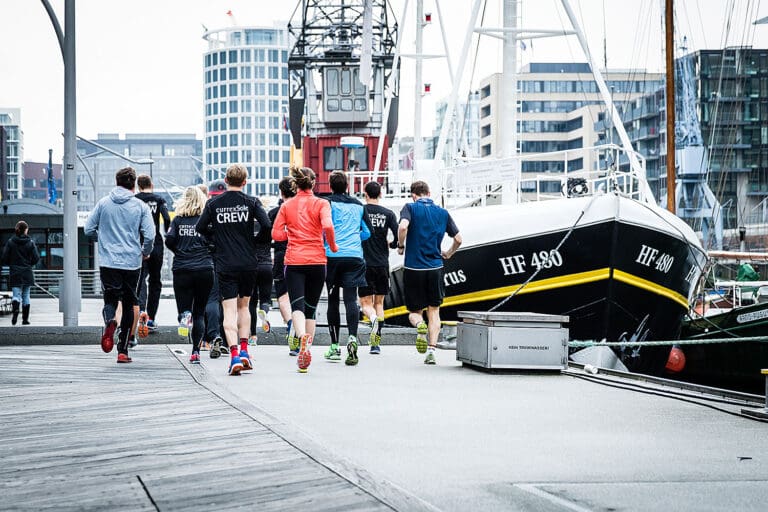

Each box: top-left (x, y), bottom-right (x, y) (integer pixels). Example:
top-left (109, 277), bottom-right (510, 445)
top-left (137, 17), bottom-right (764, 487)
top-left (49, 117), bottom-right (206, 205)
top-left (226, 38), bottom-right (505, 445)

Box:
top-left (29, 270), bottom-right (101, 298)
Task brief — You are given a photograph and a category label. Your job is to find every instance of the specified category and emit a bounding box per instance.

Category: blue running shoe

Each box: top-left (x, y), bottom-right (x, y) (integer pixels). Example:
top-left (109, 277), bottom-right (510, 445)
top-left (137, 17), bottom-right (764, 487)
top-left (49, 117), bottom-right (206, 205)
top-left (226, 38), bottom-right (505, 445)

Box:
top-left (370, 345), bottom-right (381, 355)
top-left (239, 350), bottom-right (252, 371)
top-left (228, 356), bottom-right (243, 376)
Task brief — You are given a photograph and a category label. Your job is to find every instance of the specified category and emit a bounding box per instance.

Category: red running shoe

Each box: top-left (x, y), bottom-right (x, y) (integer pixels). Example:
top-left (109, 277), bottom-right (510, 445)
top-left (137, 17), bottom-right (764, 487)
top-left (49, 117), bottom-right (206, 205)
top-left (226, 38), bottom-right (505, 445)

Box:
top-left (297, 334), bottom-right (313, 373)
top-left (116, 353), bottom-right (132, 363)
top-left (137, 312), bottom-right (150, 339)
top-left (101, 320), bottom-right (117, 353)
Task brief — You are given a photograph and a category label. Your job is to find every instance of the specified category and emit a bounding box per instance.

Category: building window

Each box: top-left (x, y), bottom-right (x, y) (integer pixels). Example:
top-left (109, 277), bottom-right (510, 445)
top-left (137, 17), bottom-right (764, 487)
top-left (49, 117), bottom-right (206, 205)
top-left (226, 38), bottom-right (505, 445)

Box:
top-left (324, 147), bottom-right (344, 171)
top-left (240, 49), bottom-right (251, 62)
top-left (228, 50), bottom-right (237, 63)
top-left (269, 67), bottom-right (279, 79)
top-left (229, 67), bottom-right (237, 80)
top-left (229, 84), bottom-right (238, 96)
top-left (229, 117), bottom-right (238, 130)
top-left (241, 66), bottom-right (252, 79)
top-left (481, 105), bottom-right (491, 118)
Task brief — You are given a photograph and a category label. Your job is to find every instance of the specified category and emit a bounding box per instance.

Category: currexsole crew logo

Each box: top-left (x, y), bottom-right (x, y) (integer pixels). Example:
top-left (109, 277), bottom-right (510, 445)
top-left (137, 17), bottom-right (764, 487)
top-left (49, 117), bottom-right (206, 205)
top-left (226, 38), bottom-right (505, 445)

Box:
top-left (216, 204), bottom-right (249, 223)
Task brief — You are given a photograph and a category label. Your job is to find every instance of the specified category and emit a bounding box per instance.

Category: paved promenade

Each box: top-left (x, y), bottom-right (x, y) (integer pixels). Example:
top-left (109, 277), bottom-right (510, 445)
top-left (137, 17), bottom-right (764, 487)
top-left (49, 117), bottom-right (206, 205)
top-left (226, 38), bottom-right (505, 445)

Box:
top-left (2, 341), bottom-right (768, 511)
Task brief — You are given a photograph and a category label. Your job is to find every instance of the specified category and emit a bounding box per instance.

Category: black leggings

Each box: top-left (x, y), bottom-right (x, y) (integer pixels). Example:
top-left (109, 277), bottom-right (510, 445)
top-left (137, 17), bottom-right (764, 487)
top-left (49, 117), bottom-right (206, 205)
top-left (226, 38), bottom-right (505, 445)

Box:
top-left (327, 285), bottom-right (359, 344)
top-left (249, 263), bottom-right (273, 335)
top-left (285, 265), bottom-right (325, 320)
top-left (100, 267), bottom-right (140, 352)
top-left (173, 269), bottom-right (214, 351)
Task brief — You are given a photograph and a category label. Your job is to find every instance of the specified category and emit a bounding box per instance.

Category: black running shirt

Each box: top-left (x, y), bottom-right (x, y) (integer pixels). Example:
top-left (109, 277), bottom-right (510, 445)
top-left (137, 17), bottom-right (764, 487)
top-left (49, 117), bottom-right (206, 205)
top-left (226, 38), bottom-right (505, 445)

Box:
top-left (196, 190), bottom-right (271, 272)
top-left (362, 203), bottom-right (398, 268)
top-left (135, 192), bottom-right (171, 240)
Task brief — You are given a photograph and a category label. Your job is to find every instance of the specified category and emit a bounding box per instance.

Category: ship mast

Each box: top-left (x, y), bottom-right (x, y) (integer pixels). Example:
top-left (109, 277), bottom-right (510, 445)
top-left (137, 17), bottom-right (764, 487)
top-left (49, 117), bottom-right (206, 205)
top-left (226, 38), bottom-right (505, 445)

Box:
top-left (665, 0), bottom-right (676, 213)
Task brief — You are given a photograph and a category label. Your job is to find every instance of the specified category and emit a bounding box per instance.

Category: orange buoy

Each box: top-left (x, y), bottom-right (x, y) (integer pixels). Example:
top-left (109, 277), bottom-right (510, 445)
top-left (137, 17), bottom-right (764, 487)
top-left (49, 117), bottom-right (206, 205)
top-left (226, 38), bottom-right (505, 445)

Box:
top-left (665, 346), bottom-right (686, 373)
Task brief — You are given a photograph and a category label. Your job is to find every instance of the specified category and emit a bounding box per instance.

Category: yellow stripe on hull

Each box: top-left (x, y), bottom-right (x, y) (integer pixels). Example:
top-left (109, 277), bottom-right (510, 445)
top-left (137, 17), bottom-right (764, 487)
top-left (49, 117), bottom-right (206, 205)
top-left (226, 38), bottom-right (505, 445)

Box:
top-left (384, 267), bottom-right (687, 319)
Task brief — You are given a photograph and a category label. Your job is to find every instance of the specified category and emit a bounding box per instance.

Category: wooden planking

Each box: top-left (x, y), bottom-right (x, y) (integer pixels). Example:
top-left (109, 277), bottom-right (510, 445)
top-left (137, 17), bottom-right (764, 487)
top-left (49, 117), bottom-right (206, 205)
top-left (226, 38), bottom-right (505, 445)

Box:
top-left (0, 346), bottom-right (395, 511)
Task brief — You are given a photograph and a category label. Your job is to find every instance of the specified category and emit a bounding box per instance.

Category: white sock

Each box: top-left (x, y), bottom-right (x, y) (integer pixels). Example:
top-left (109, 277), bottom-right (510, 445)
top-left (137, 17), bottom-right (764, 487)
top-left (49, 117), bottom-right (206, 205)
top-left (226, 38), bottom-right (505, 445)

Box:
top-left (427, 346), bottom-right (435, 353)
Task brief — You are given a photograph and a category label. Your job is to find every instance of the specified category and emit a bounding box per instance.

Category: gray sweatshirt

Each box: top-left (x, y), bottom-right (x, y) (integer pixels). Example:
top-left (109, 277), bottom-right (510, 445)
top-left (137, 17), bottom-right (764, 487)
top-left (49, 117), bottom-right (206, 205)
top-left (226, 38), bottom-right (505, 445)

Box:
top-left (85, 186), bottom-right (155, 270)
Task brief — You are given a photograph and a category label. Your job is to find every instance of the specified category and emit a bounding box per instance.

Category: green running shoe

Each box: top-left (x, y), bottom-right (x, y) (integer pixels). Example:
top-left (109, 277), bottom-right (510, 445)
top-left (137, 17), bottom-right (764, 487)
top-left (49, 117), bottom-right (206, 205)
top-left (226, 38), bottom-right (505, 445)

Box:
top-left (345, 336), bottom-right (359, 366)
top-left (324, 342), bottom-right (341, 361)
top-left (288, 334), bottom-right (300, 352)
top-left (415, 321), bottom-right (428, 354)
top-left (424, 351), bottom-right (436, 365)
top-left (369, 318), bottom-right (382, 348)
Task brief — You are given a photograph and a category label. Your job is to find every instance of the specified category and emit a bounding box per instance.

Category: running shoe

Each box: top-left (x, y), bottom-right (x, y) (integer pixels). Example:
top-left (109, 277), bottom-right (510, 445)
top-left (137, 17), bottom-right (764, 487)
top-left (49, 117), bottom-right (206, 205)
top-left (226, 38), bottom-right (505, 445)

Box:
top-left (257, 309), bottom-right (271, 332)
top-left (345, 336), bottom-right (359, 366)
top-left (415, 321), bottom-right (428, 354)
top-left (178, 311), bottom-right (192, 339)
top-left (288, 334), bottom-right (300, 356)
top-left (116, 353), bottom-right (132, 364)
top-left (228, 355), bottom-right (244, 376)
top-left (424, 351), bottom-right (436, 365)
top-left (369, 317), bottom-right (381, 346)
top-left (127, 336), bottom-right (139, 349)
top-left (248, 335), bottom-right (258, 346)
top-left (137, 311), bottom-right (150, 339)
top-left (240, 350), bottom-right (252, 371)
top-left (297, 334), bottom-right (313, 373)
top-left (189, 352), bottom-right (201, 364)
top-left (146, 319), bottom-right (158, 332)
top-left (210, 336), bottom-right (223, 359)
top-left (101, 320), bottom-right (117, 353)
top-left (324, 343), bottom-right (341, 361)
top-left (369, 342), bottom-right (381, 355)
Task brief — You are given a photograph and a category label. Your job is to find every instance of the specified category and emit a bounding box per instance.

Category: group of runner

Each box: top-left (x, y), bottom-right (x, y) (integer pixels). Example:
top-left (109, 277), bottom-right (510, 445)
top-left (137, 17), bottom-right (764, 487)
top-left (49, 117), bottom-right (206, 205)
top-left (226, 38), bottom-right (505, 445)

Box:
top-left (86, 163), bottom-right (461, 374)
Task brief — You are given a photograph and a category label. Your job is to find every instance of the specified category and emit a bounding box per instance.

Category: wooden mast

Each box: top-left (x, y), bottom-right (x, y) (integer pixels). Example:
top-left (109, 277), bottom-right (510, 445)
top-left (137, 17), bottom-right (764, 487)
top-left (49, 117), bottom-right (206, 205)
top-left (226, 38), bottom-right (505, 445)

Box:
top-left (665, 0), bottom-right (676, 213)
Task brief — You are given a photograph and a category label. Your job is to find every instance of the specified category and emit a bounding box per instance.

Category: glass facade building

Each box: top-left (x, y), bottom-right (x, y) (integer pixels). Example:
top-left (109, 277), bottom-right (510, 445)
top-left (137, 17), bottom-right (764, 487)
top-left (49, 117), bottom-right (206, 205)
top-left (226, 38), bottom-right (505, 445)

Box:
top-left (203, 26), bottom-right (291, 197)
top-left (602, 48), bottom-right (768, 229)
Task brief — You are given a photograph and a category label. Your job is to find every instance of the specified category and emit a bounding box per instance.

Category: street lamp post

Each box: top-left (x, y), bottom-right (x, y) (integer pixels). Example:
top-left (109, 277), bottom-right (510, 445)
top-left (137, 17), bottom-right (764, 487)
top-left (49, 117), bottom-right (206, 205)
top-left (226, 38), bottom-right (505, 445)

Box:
top-left (41, 0), bottom-right (79, 326)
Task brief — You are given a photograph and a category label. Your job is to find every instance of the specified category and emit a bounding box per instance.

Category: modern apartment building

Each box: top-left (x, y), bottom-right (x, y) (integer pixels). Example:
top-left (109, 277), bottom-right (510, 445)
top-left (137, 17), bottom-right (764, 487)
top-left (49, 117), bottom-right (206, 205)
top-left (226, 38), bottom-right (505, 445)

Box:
top-left (203, 25), bottom-right (291, 197)
top-left (604, 48), bottom-right (768, 230)
top-left (478, 64), bottom-right (663, 190)
top-left (0, 108), bottom-right (24, 200)
top-left (75, 133), bottom-right (203, 211)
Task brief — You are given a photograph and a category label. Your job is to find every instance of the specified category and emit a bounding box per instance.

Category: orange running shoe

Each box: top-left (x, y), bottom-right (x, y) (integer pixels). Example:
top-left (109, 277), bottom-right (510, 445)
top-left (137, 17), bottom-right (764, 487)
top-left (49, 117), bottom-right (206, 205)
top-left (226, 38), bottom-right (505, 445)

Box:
top-left (137, 311), bottom-right (150, 339)
top-left (297, 334), bottom-right (313, 373)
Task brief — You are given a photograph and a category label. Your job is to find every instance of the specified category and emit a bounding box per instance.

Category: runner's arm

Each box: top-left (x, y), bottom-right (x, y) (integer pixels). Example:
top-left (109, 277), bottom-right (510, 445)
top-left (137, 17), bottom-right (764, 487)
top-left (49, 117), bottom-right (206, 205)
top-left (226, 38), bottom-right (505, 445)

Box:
top-left (139, 204), bottom-right (156, 256)
top-left (320, 200), bottom-right (338, 252)
top-left (164, 218), bottom-right (179, 253)
top-left (387, 211), bottom-right (399, 249)
top-left (252, 199), bottom-right (272, 244)
top-left (441, 213), bottom-right (462, 259)
top-left (397, 219), bottom-right (409, 255)
top-left (84, 201), bottom-right (101, 239)
top-left (270, 205), bottom-right (288, 242)
top-left (360, 210), bottom-right (372, 242)
top-left (159, 199), bottom-right (171, 234)
top-left (195, 203), bottom-right (213, 238)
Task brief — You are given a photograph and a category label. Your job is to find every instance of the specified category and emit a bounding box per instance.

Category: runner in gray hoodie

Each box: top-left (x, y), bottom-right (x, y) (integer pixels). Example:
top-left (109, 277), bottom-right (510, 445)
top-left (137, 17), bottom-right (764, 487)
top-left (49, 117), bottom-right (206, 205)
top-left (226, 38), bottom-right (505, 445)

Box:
top-left (85, 167), bottom-right (155, 362)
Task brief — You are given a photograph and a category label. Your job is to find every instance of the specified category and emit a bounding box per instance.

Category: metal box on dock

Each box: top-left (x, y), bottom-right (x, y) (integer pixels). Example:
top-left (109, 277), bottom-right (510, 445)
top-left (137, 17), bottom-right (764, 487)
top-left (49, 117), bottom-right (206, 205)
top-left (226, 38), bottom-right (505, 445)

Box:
top-left (456, 311), bottom-right (569, 370)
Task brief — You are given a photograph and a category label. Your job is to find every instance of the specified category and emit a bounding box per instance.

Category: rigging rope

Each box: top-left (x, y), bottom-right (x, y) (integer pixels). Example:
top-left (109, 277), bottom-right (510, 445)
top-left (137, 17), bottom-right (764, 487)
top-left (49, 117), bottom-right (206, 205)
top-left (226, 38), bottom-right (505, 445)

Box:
top-left (569, 335), bottom-right (768, 347)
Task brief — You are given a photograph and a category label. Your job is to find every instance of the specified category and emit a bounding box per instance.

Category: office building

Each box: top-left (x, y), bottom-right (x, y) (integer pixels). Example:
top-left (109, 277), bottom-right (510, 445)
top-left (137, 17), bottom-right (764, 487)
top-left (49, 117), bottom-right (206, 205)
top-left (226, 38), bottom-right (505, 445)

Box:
top-left (428, 92), bottom-right (481, 161)
top-left (75, 133), bottom-right (202, 211)
top-left (0, 108), bottom-right (24, 200)
top-left (203, 25), bottom-right (291, 197)
top-left (478, 64), bottom-right (663, 190)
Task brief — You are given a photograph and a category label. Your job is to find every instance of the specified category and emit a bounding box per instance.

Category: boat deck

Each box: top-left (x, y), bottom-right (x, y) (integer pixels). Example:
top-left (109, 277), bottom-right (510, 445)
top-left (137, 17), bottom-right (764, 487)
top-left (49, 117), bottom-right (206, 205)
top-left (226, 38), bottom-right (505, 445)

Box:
top-left (2, 342), bottom-right (767, 511)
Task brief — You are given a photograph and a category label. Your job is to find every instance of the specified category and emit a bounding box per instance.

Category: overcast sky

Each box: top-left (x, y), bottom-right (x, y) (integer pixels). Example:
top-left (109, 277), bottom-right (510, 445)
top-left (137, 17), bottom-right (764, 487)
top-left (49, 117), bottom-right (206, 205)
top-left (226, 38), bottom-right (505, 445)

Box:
top-left (2, 0), bottom-right (766, 163)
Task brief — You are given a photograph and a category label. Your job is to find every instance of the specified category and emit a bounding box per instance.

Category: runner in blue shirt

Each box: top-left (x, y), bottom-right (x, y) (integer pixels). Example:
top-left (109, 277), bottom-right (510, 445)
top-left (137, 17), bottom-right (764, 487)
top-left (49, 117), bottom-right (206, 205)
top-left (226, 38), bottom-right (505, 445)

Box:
top-left (397, 180), bottom-right (462, 364)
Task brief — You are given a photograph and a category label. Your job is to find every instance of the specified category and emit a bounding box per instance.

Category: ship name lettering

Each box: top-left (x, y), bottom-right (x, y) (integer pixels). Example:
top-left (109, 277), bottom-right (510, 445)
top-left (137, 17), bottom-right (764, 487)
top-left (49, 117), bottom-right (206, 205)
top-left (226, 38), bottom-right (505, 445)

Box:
top-left (499, 255), bottom-right (527, 275)
top-left (443, 270), bottom-right (466, 287)
top-left (530, 249), bottom-right (563, 270)
top-left (684, 265), bottom-right (698, 284)
top-left (635, 245), bottom-right (660, 267)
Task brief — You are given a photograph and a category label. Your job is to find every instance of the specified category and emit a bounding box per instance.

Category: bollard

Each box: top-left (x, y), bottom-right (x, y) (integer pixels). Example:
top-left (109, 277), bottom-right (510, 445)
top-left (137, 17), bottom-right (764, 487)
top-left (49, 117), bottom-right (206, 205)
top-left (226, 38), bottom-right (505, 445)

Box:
top-left (763, 369), bottom-right (768, 412)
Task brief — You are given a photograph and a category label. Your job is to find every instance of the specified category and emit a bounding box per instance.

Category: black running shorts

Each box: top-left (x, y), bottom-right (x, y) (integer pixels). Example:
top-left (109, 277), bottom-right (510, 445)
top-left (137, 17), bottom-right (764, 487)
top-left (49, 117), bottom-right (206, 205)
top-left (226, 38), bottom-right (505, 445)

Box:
top-left (358, 265), bottom-right (390, 297)
top-left (404, 268), bottom-right (445, 312)
top-left (217, 270), bottom-right (256, 301)
top-left (325, 257), bottom-right (368, 290)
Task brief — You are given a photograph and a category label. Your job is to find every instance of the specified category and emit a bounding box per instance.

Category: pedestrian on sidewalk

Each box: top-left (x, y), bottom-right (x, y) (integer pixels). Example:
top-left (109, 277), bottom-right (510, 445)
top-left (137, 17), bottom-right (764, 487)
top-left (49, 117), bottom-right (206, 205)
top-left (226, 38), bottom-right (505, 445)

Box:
top-left (359, 181), bottom-right (399, 354)
top-left (271, 167), bottom-right (338, 373)
top-left (397, 180), bottom-right (462, 365)
top-left (1, 220), bottom-right (40, 325)
top-left (269, 176), bottom-right (298, 355)
top-left (85, 167), bottom-right (155, 363)
top-left (248, 193), bottom-right (274, 345)
top-left (323, 171), bottom-right (371, 366)
top-left (135, 174), bottom-right (171, 336)
top-left (165, 186), bottom-right (214, 365)
top-left (196, 164), bottom-right (271, 376)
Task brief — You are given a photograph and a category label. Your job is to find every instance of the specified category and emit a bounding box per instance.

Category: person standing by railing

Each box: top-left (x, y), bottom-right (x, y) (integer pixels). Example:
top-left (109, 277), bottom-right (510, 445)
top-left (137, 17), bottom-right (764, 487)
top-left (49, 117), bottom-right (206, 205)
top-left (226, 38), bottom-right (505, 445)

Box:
top-left (1, 220), bottom-right (40, 325)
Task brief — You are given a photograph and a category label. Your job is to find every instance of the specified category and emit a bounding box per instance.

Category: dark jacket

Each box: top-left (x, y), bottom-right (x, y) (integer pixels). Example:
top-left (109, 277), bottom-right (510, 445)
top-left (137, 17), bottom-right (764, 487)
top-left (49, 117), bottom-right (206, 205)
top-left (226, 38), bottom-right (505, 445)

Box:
top-left (1, 235), bottom-right (40, 287)
top-left (165, 215), bottom-right (214, 272)
top-left (195, 190), bottom-right (271, 272)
